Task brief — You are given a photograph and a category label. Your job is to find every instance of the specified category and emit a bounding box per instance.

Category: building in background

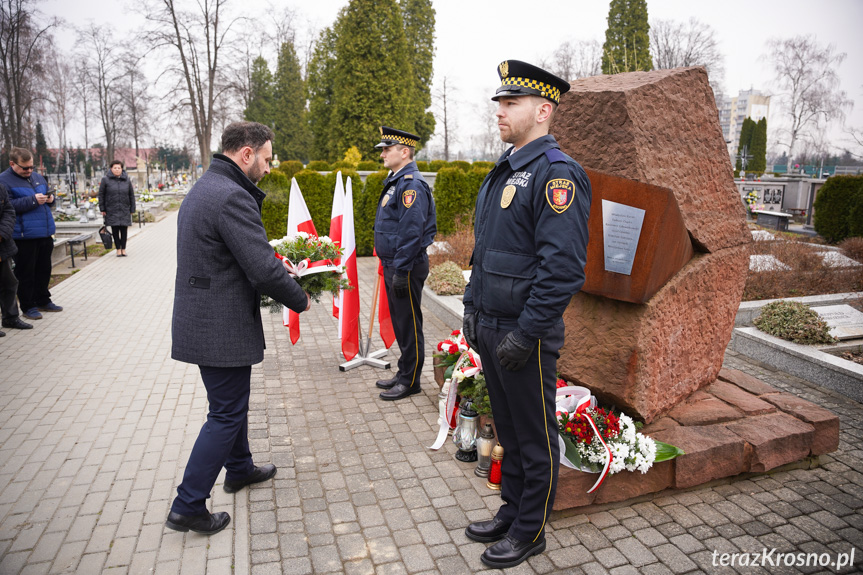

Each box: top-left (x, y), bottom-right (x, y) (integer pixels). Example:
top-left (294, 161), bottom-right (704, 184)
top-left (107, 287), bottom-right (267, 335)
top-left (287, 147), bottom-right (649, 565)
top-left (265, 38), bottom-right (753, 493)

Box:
top-left (718, 89), bottom-right (771, 158)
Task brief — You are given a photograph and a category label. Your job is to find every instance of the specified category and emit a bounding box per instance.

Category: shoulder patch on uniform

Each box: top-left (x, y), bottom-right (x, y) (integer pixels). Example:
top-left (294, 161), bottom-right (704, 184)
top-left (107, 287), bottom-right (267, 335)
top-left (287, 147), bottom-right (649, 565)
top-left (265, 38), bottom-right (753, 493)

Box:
top-left (402, 189), bottom-right (417, 208)
top-left (545, 179), bottom-right (575, 214)
top-left (544, 148), bottom-right (568, 164)
top-left (404, 174), bottom-right (413, 179)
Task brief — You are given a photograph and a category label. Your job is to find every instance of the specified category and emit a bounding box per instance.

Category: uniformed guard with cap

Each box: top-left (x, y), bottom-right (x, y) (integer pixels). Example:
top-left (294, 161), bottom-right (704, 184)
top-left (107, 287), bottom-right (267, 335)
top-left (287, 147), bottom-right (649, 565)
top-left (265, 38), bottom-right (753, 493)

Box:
top-left (461, 60), bottom-right (591, 569)
top-left (373, 126), bottom-right (437, 401)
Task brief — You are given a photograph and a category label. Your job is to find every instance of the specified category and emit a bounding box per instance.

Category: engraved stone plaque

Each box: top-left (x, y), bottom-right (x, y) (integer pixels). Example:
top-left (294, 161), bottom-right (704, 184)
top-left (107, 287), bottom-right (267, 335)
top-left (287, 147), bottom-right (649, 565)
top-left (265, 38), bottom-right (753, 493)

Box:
top-left (602, 200), bottom-right (645, 276)
top-left (811, 305), bottom-right (863, 340)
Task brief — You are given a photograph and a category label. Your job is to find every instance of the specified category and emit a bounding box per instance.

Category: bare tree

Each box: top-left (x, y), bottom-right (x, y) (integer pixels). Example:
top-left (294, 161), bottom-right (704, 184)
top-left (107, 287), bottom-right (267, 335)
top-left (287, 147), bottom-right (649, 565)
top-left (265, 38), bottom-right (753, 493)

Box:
top-left (122, 51), bottom-right (153, 161)
top-left (78, 23), bottom-right (127, 165)
top-left (71, 60), bottom-right (92, 154)
top-left (650, 18), bottom-right (725, 93)
top-left (0, 0), bottom-right (55, 157)
top-left (544, 40), bottom-right (602, 81)
top-left (433, 76), bottom-right (456, 161)
top-left (144, 0), bottom-right (239, 171)
top-left (766, 35), bottom-right (852, 171)
top-left (45, 48), bottom-right (73, 167)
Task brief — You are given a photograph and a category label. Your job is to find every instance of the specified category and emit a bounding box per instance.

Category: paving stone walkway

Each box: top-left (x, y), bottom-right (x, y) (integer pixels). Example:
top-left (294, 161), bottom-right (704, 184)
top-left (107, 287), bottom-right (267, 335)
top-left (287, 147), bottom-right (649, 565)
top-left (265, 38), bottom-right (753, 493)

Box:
top-left (0, 209), bottom-right (861, 574)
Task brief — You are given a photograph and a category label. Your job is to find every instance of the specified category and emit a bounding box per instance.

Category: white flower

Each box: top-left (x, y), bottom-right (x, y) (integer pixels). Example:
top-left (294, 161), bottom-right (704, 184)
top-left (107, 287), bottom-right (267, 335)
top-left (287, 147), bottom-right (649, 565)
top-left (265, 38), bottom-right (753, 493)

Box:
top-left (294, 231), bottom-right (310, 239)
top-left (454, 371), bottom-right (465, 383)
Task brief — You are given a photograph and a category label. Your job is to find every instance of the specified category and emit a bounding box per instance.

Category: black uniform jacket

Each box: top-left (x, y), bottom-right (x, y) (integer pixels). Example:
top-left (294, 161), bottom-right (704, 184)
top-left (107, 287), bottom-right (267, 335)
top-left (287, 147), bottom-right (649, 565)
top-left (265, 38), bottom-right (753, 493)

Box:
top-left (463, 134), bottom-right (591, 341)
top-left (374, 161), bottom-right (436, 274)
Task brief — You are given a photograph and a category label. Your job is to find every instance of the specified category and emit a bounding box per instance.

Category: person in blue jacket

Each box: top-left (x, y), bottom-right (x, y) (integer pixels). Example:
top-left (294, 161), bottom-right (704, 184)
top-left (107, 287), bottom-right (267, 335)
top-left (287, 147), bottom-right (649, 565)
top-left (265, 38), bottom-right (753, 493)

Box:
top-left (373, 127), bottom-right (437, 401)
top-left (461, 61), bottom-right (591, 569)
top-left (0, 147), bottom-right (63, 320)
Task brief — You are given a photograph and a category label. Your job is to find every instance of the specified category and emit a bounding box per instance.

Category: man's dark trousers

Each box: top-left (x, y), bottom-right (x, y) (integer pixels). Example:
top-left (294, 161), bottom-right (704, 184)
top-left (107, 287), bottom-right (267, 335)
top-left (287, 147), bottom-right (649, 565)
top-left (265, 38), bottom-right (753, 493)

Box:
top-left (13, 237), bottom-right (53, 311)
top-left (382, 254), bottom-right (429, 390)
top-left (171, 365), bottom-right (256, 516)
top-left (477, 316), bottom-right (565, 543)
top-left (0, 258), bottom-right (20, 321)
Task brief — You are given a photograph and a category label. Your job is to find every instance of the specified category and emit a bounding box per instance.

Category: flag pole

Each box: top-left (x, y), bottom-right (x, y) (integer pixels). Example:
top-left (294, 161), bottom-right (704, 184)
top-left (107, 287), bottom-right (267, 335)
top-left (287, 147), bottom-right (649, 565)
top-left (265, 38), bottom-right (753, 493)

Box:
top-left (339, 266), bottom-right (391, 372)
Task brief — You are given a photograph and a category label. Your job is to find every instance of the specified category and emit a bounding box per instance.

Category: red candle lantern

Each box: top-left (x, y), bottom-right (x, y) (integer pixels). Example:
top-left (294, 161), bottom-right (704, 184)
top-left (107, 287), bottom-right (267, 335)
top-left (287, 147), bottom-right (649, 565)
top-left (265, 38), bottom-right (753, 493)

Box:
top-left (486, 444), bottom-right (504, 490)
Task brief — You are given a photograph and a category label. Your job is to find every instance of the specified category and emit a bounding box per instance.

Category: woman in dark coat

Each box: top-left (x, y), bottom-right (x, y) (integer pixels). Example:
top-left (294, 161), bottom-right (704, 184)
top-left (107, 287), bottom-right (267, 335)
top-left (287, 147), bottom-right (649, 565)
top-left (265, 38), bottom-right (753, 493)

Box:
top-left (99, 160), bottom-right (136, 256)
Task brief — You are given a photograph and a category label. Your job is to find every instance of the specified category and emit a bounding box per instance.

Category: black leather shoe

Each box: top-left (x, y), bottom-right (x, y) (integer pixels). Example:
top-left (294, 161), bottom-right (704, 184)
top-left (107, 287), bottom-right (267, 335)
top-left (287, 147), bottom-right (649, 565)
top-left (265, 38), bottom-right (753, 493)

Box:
top-left (379, 383), bottom-right (421, 401)
top-left (375, 374), bottom-right (399, 389)
top-left (223, 464), bottom-right (277, 493)
top-left (481, 534), bottom-right (546, 569)
top-left (0, 330), bottom-right (5, 337)
top-left (465, 516), bottom-right (511, 543)
top-left (165, 510), bottom-right (230, 535)
top-left (2, 318), bottom-right (33, 330)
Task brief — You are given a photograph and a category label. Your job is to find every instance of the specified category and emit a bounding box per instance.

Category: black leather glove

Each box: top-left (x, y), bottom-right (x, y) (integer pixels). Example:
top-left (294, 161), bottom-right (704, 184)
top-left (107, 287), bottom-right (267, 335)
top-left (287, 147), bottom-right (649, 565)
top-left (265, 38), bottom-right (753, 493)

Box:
top-left (393, 274), bottom-right (409, 299)
top-left (462, 312), bottom-right (478, 350)
top-left (496, 330), bottom-right (536, 371)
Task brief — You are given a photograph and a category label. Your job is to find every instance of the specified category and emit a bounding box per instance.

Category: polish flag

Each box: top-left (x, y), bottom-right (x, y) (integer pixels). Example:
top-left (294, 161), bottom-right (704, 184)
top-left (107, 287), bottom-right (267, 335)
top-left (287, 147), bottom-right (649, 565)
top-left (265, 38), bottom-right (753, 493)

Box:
top-left (376, 253), bottom-right (395, 349)
top-left (285, 177), bottom-right (317, 344)
top-left (338, 178), bottom-right (360, 360)
top-left (330, 172), bottom-right (345, 319)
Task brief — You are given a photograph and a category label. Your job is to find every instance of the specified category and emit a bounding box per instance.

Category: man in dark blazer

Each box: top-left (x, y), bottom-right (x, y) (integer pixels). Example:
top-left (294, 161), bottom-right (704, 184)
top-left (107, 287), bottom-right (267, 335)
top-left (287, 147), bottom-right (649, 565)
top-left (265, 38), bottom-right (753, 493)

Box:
top-left (166, 122), bottom-right (310, 535)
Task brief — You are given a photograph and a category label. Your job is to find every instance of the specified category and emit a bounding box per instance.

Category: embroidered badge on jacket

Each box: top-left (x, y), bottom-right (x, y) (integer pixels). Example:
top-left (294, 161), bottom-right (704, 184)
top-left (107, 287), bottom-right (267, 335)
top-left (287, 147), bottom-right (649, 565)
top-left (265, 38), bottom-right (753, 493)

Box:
top-left (545, 179), bottom-right (575, 213)
top-left (402, 189), bottom-right (417, 208)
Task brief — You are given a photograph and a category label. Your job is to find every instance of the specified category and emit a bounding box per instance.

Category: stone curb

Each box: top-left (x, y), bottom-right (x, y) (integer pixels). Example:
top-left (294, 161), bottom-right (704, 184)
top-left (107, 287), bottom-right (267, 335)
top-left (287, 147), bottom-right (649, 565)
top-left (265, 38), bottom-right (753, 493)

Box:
top-left (731, 326), bottom-right (863, 403)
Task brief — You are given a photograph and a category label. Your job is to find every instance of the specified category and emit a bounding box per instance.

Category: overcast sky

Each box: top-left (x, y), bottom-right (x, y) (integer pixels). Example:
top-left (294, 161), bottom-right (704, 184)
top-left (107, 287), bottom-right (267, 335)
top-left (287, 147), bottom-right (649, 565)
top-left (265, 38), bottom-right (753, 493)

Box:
top-left (43, 0), bottom-right (863, 159)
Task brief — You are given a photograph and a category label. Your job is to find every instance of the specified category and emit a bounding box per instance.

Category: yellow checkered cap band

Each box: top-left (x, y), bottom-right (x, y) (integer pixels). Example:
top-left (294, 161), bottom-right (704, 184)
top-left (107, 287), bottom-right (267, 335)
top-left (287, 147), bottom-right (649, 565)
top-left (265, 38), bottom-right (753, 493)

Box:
top-left (501, 77), bottom-right (561, 103)
top-left (383, 134), bottom-right (417, 147)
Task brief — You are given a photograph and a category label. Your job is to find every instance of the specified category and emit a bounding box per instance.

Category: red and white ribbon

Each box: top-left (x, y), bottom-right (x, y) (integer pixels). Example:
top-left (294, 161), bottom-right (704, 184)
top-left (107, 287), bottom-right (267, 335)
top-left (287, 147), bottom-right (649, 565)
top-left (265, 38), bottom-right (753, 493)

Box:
top-left (275, 253), bottom-right (342, 278)
top-left (556, 386), bottom-right (613, 494)
top-left (429, 350), bottom-right (480, 451)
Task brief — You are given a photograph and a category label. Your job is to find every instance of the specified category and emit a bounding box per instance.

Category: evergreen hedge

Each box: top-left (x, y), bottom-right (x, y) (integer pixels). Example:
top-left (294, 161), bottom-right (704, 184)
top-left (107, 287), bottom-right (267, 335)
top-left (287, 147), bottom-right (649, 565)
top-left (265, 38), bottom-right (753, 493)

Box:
top-left (813, 176), bottom-right (863, 243)
top-left (259, 169), bottom-right (290, 193)
top-left (279, 160), bottom-right (305, 180)
top-left (429, 160), bottom-right (447, 172)
top-left (331, 161), bottom-right (355, 171)
top-left (472, 161), bottom-right (494, 171)
top-left (450, 160), bottom-right (471, 172)
top-left (356, 170), bottom-right (388, 256)
top-left (306, 160), bottom-right (331, 171)
top-left (415, 161), bottom-right (430, 172)
top-left (358, 161), bottom-right (381, 171)
top-left (434, 166), bottom-right (489, 234)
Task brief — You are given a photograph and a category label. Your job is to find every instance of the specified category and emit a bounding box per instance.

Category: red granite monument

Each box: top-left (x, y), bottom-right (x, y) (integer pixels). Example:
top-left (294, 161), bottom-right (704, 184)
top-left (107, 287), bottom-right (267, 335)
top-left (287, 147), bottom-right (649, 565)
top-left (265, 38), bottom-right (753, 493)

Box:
top-left (549, 67), bottom-right (839, 511)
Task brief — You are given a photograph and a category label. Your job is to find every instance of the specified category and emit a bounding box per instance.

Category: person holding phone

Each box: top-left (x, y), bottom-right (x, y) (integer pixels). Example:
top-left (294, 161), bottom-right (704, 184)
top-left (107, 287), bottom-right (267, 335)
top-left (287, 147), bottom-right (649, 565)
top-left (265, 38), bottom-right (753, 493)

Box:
top-left (0, 147), bottom-right (63, 321)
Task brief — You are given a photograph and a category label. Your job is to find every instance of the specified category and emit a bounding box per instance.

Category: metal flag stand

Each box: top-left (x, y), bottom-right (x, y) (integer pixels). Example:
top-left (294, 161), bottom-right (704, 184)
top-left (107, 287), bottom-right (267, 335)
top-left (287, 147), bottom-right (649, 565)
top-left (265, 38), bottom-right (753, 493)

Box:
top-left (339, 270), bottom-right (392, 372)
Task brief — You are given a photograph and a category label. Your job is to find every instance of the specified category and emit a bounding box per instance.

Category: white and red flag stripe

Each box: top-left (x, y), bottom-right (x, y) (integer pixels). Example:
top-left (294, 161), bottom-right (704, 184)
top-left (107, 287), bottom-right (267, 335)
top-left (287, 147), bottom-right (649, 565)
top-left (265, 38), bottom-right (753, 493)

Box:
top-left (330, 172), bottom-right (345, 319)
top-left (285, 177), bottom-right (317, 344)
top-left (338, 178), bottom-right (360, 360)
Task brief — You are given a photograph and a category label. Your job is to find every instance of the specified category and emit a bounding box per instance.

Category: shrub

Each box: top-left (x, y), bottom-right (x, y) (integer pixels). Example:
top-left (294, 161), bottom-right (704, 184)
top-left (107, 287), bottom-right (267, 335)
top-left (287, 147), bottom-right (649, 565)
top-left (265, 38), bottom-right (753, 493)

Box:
top-left (331, 161), bottom-right (356, 171)
top-left (428, 216), bottom-right (474, 271)
top-left (357, 161), bottom-right (380, 171)
top-left (279, 160), bottom-right (304, 180)
top-left (429, 160), bottom-right (447, 172)
top-left (261, 187), bottom-right (289, 240)
top-left (813, 175), bottom-right (863, 243)
top-left (839, 237), bottom-right (863, 263)
top-left (356, 170), bottom-right (388, 256)
top-left (427, 260), bottom-right (467, 295)
top-left (259, 168), bottom-right (289, 193)
top-left (415, 161), bottom-right (430, 172)
top-left (471, 161), bottom-right (494, 171)
top-left (754, 300), bottom-right (837, 345)
top-left (307, 160), bottom-right (331, 171)
top-left (450, 160), bottom-right (471, 172)
top-left (342, 146), bottom-right (362, 168)
top-left (434, 166), bottom-right (489, 235)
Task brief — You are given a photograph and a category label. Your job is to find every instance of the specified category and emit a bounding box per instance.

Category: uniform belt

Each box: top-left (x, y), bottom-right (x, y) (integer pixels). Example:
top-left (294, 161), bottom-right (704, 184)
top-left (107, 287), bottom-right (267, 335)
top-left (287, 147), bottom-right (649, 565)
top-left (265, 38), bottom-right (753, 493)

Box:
top-left (477, 313), bottom-right (519, 330)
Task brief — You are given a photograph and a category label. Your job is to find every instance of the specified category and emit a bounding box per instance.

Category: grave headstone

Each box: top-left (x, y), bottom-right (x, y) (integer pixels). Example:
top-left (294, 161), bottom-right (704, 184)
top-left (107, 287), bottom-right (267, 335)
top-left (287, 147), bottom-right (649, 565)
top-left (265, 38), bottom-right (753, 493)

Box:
top-left (811, 304), bottom-right (863, 340)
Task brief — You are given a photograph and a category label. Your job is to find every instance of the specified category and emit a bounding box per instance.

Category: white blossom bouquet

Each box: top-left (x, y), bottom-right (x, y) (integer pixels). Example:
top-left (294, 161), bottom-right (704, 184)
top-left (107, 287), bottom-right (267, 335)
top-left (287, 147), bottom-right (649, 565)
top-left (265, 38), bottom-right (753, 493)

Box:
top-left (556, 392), bottom-right (683, 478)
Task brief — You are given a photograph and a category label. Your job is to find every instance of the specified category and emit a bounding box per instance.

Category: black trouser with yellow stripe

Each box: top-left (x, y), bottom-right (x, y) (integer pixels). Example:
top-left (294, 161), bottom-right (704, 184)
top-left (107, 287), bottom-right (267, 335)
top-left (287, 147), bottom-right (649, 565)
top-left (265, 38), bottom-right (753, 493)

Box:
top-left (477, 314), bottom-right (564, 542)
top-left (383, 254), bottom-right (429, 390)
